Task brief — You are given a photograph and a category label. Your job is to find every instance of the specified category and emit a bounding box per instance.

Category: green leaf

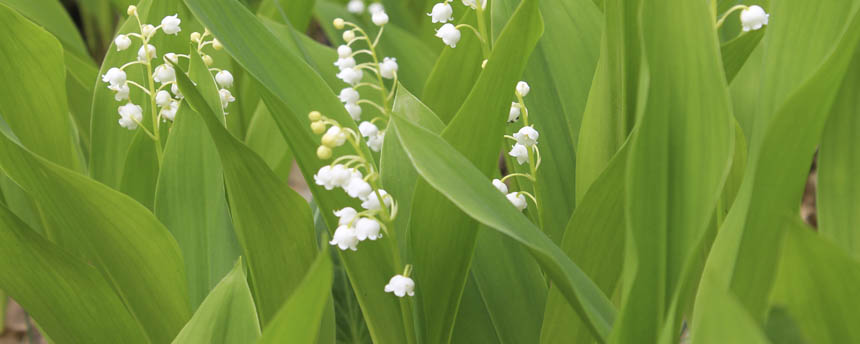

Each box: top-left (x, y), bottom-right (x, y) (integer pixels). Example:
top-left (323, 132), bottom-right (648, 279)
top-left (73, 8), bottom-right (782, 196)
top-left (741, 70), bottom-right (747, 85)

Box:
top-left (182, 0), bottom-right (409, 341)
top-left (172, 259), bottom-right (262, 344)
top-left (404, 1), bottom-right (544, 342)
top-left (690, 274), bottom-right (769, 344)
top-left (0, 0), bottom-right (89, 58)
top-left (450, 274), bottom-right (502, 344)
top-left (258, 251), bottom-right (334, 344)
top-left (390, 113), bottom-right (615, 341)
top-left (244, 102), bottom-right (294, 180)
top-left (0, 203), bottom-right (150, 343)
top-left (0, 3), bottom-right (81, 171)
top-left (256, 0), bottom-right (316, 30)
top-left (720, 29), bottom-right (765, 83)
top-left (120, 131), bottom-right (159, 208)
top-left (175, 63), bottom-right (318, 326)
top-left (771, 220), bottom-right (860, 343)
top-left (611, 0), bottom-right (735, 342)
top-left (817, 47), bottom-right (860, 257)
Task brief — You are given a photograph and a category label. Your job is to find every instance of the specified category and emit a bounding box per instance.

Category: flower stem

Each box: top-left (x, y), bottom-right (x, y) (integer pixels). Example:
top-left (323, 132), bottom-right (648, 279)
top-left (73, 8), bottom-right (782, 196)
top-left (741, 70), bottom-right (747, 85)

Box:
top-left (715, 5), bottom-right (747, 29)
top-left (473, 4), bottom-right (491, 59)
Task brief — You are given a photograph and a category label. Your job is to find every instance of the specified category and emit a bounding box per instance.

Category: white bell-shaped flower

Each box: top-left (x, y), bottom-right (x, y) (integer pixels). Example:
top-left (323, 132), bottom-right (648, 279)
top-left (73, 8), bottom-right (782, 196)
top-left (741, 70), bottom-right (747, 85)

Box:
top-left (355, 218), bottom-right (381, 241)
top-left (322, 126), bottom-right (348, 147)
top-left (165, 53), bottom-right (179, 64)
top-left (361, 189), bottom-right (392, 211)
top-left (347, 0), bottom-right (365, 14)
top-left (379, 57), bottom-right (398, 79)
top-left (171, 83), bottom-right (183, 99)
top-left (337, 45), bottom-right (353, 59)
top-left (117, 103), bottom-right (143, 130)
top-left (155, 90), bottom-right (172, 107)
top-left (138, 44), bottom-right (157, 61)
top-left (368, 2), bottom-right (384, 14)
top-left (508, 102), bottom-right (521, 123)
top-left (428, 2), bottom-right (454, 23)
top-left (514, 126), bottom-right (539, 147)
top-left (740, 5), bottom-right (769, 32)
top-left (111, 83), bottom-right (130, 101)
top-left (372, 10), bottom-right (389, 26)
top-left (141, 24), bottom-right (156, 38)
top-left (506, 192), bottom-right (527, 211)
top-left (160, 100), bottom-right (180, 121)
top-left (219, 89), bottom-right (236, 109)
top-left (339, 87), bottom-right (361, 104)
top-left (335, 207), bottom-right (359, 226)
top-left (508, 143), bottom-right (529, 165)
top-left (152, 64), bottom-right (176, 83)
top-left (343, 30), bottom-right (356, 42)
top-left (367, 132), bottom-right (384, 152)
top-left (461, 0), bottom-right (486, 10)
top-left (435, 24), bottom-right (461, 48)
top-left (314, 165), bottom-right (336, 190)
top-left (492, 178), bottom-right (508, 194)
top-left (161, 14), bottom-right (182, 35)
top-left (334, 56), bottom-right (357, 70)
top-left (337, 67), bottom-right (364, 85)
top-left (358, 121), bottom-right (378, 137)
top-left (114, 34), bottom-right (131, 51)
top-left (102, 68), bottom-right (127, 87)
top-left (345, 103), bottom-right (362, 121)
top-left (345, 176), bottom-right (373, 199)
top-left (330, 225), bottom-right (360, 251)
top-left (384, 274), bottom-right (415, 297)
top-left (516, 81), bottom-right (530, 97)
top-left (215, 70), bottom-right (234, 88)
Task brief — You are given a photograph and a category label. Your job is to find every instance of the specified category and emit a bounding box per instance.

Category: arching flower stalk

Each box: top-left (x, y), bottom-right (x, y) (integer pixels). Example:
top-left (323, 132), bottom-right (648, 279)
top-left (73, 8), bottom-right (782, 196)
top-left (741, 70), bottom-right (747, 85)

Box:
top-left (715, 4), bottom-right (769, 31)
top-left (494, 81), bottom-right (541, 213)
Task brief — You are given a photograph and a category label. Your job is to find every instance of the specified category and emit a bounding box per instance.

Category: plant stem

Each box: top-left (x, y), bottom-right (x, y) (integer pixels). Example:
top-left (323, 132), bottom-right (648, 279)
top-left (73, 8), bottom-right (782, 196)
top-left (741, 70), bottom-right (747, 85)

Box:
top-left (474, 4), bottom-right (491, 59)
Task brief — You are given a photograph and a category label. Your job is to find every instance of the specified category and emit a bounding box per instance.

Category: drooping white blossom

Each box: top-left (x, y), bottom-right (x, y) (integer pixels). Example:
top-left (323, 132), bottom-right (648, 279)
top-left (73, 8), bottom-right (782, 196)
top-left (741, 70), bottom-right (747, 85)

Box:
top-left (428, 2), bottom-right (454, 23)
top-left (152, 64), bottom-right (176, 83)
top-left (506, 192), bottom-right (527, 211)
top-left (171, 83), bottom-right (183, 99)
top-left (339, 88), bottom-right (361, 104)
top-left (335, 207), bottom-right (359, 226)
top-left (345, 103), bottom-right (362, 121)
top-left (314, 164), bottom-right (352, 190)
top-left (368, 2), bottom-right (385, 14)
top-left (138, 44), bottom-right (157, 61)
top-left (492, 178), bottom-right (508, 194)
top-left (367, 132), bottom-right (384, 152)
top-left (509, 143), bottom-right (529, 165)
top-left (155, 90), bottom-right (172, 107)
top-left (461, 0), bottom-right (486, 10)
top-left (384, 274), bottom-right (415, 297)
top-left (379, 57), bottom-right (398, 79)
top-left (334, 56), bottom-right (357, 70)
top-left (435, 23), bottom-right (461, 48)
top-left (215, 70), bottom-right (234, 88)
top-left (219, 89), bottom-right (235, 109)
top-left (516, 81), bottom-right (530, 97)
top-left (347, 0), bottom-right (365, 14)
top-left (337, 67), bottom-right (364, 85)
top-left (322, 126), bottom-right (348, 147)
top-left (355, 217), bottom-right (381, 241)
top-left (117, 103), bottom-right (143, 130)
top-left (330, 225), bottom-right (359, 251)
top-left (514, 126), bottom-right (539, 147)
top-left (740, 5), bottom-right (769, 31)
top-left (102, 68), bottom-right (127, 87)
top-left (114, 34), bottom-right (131, 51)
top-left (337, 45), bottom-right (353, 59)
top-left (508, 102), bottom-right (521, 123)
top-left (111, 83), bottom-right (130, 101)
top-left (361, 189), bottom-right (391, 211)
top-left (372, 10), bottom-right (389, 26)
top-left (345, 176), bottom-right (373, 199)
top-left (160, 100), bottom-right (180, 121)
top-left (141, 24), bottom-right (156, 38)
top-left (358, 121), bottom-right (378, 137)
top-left (164, 52), bottom-right (179, 64)
top-left (343, 30), bottom-right (356, 42)
top-left (161, 14), bottom-right (182, 35)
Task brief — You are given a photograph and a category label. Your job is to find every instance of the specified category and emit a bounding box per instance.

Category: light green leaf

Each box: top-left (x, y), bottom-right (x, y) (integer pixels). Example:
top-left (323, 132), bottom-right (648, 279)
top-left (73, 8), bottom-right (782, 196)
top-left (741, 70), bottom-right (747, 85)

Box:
top-left (720, 29), bottom-right (765, 83)
top-left (172, 259), bottom-right (262, 344)
top-left (390, 113), bottom-right (615, 341)
top-left (451, 274), bottom-right (502, 344)
top-left (0, 3), bottom-right (81, 171)
top-left (257, 0), bottom-right (316, 30)
top-left (0, 130), bottom-right (191, 342)
top-left (258, 251), bottom-right (334, 344)
top-left (690, 274), bottom-right (769, 344)
top-left (244, 102), bottom-right (294, 180)
top-left (175, 63), bottom-right (318, 326)
top-left (0, 0), bottom-right (89, 58)
top-left (0, 203), bottom-right (149, 343)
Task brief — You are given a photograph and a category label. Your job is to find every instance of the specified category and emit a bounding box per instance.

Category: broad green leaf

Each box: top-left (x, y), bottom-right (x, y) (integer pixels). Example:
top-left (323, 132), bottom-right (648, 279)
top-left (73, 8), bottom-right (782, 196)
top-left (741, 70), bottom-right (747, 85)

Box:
top-left (244, 102), bottom-right (294, 180)
top-left (182, 0), bottom-right (409, 341)
top-left (611, 0), bottom-right (735, 342)
top-left (0, 203), bottom-right (149, 343)
top-left (175, 64), bottom-right (318, 326)
top-left (0, 3), bottom-right (81, 171)
top-left (541, 142), bottom-right (629, 344)
top-left (172, 259), bottom-right (262, 344)
top-left (120, 131), bottom-right (160, 208)
top-left (0, 130), bottom-right (191, 342)
top-left (0, 0), bottom-right (89, 58)
top-left (817, 50), bottom-right (860, 257)
top-left (390, 113), bottom-right (615, 341)
top-left (720, 29), bottom-right (765, 83)
top-left (405, 1), bottom-right (544, 342)
top-left (771, 220), bottom-right (860, 343)
top-left (256, 0), bottom-right (316, 30)
top-left (451, 274), bottom-right (502, 344)
top-left (258, 251), bottom-right (334, 344)
top-left (690, 274), bottom-right (769, 344)
top-left (156, 84), bottom-right (239, 313)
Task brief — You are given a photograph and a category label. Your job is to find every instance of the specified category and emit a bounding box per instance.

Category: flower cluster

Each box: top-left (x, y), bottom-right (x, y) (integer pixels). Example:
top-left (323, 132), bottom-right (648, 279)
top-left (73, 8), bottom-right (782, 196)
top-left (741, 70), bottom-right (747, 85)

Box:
top-left (492, 81), bottom-right (540, 212)
top-left (102, 6), bottom-right (236, 141)
top-left (427, 0), bottom-right (487, 48)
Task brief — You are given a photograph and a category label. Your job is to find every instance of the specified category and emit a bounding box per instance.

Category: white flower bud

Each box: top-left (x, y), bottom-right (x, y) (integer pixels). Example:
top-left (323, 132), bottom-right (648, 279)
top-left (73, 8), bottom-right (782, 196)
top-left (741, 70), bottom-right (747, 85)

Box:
top-left (368, 2), bottom-right (384, 14)
top-left (333, 18), bottom-right (346, 30)
top-left (372, 11), bottom-right (389, 26)
top-left (335, 207), bottom-right (359, 226)
top-left (127, 5), bottom-right (137, 16)
top-left (152, 64), bottom-right (176, 83)
top-left (358, 121), bottom-right (378, 137)
top-left (516, 81), bottom-right (530, 97)
top-left (345, 103), bottom-right (362, 121)
top-left (202, 54), bottom-right (214, 66)
top-left (514, 125), bottom-right (539, 146)
top-left (740, 5), bottom-right (769, 32)
top-left (330, 225), bottom-right (359, 251)
top-left (428, 2), bottom-right (454, 23)
top-left (114, 34), bottom-right (131, 51)
top-left (347, 0), bottom-right (365, 14)
top-left (160, 100), bottom-right (180, 121)
top-left (384, 274), bottom-right (415, 297)
top-left (508, 102), bottom-right (521, 123)
top-left (190, 32), bottom-right (201, 42)
top-left (435, 23), bottom-right (461, 48)
top-left (379, 57), bottom-right (398, 79)
top-left (117, 103), bottom-right (143, 130)
top-left (141, 24), bottom-right (156, 37)
top-left (322, 126), bottom-right (347, 147)
top-left (219, 89), bottom-right (235, 109)
top-left (102, 68), bottom-right (127, 87)
top-left (343, 30), bottom-right (356, 42)
top-left (508, 143), bottom-right (529, 165)
top-left (212, 38), bottom-right (223, 50)
top-left (161, 14), bottom-right (182, 35)
top-left (355, 218), bottom-right (381, 241)
top-left (506, 192), bottom-right (527, 211)
top-left (361, 189), bottom-right (391, 211)
top-left (339, 87), bottom-right (360, 104)
top-left (492, 179), bottom-right (508, 194)
top-left (461, 0), bottom-right (486, 10)
top-left (337, 45), bottom-right (353, 58)
top-left (215, 70), bottom-right (234, 88)
top-left (165, 53), bottom-right (179, 64)
top-left (138, 44), bottom-right (157, 61)
top-left (336, 67), bottom-right (364, 85)
top-left (155, 90), bottom-right (172, 107)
